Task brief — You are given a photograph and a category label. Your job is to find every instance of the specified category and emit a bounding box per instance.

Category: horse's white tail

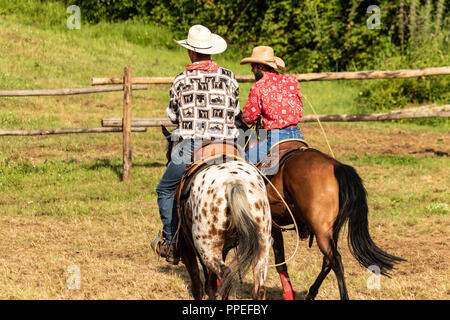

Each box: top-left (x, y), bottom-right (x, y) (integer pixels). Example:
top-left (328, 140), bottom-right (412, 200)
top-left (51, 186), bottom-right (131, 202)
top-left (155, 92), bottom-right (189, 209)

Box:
top-left (219, 180), bottom-right (261, 298)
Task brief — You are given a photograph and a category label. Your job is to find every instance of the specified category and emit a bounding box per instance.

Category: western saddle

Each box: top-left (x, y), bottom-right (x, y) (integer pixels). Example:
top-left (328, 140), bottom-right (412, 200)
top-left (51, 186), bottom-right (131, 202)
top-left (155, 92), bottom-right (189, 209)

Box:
top-left (256, 138), bottom-right (310, 180)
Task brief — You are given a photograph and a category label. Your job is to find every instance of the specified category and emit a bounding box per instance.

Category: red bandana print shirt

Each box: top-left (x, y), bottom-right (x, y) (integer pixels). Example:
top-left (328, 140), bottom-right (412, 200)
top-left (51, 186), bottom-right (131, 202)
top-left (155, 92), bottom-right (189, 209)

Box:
top-left (242, 72), bottom-right (303, 130)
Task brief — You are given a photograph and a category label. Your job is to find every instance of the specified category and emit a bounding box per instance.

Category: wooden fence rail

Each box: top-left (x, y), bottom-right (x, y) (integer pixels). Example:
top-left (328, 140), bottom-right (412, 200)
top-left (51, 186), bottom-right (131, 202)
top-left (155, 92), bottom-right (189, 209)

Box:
top-left (91, 66), bottom-right (450, 85)
top-left (0, 127), bottom-right (147, 136)
top-left (101, 107), bottom-right (450, 128)
top-left (0, 85), bottom-right (147, 97)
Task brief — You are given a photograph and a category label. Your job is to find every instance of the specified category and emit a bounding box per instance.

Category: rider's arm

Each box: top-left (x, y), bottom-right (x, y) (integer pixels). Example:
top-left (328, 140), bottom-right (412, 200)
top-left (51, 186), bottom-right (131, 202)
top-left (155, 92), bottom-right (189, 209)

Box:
top-left (242, 85), bottom-right (261, 125)
top-left (166, 82), bottom-right (179, 124)
top-left (166, 102), bottom-right (179, 124)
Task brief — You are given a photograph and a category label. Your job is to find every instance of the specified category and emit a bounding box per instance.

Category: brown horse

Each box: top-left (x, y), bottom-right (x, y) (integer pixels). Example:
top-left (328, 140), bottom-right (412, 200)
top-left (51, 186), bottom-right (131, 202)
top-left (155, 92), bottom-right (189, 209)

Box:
top-left (235, 119), bottom-right (405, 300)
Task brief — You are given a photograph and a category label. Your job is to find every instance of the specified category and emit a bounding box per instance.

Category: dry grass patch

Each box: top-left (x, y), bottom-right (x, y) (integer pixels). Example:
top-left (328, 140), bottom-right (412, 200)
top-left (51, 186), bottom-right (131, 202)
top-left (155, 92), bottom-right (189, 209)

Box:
top-left (0, 214), bottom-right (192, 299)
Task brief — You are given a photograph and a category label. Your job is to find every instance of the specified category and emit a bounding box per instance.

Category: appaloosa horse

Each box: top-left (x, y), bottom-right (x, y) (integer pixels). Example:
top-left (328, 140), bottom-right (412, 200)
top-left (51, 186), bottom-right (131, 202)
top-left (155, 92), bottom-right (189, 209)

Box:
top-left (235, 120), bottom-right (405, 300)
top-left (162, 126), bottom-right (272, 300)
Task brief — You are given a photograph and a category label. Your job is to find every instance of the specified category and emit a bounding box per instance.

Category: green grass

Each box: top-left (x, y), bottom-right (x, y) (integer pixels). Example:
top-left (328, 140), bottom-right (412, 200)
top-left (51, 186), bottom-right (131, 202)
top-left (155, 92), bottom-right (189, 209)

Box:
top-left (0, 0), bottom-right (447, 221)
top-left (341, 152), bottom-right (449, 226)
top-left (0, 0), bottom-right (449, 300)
top-left (0, 156), bottom-right (164, 217)
top-left (346, 153), bottom-right (438, 168)
top-left (1, 0), bottom-right (447, 220)
top-left (0, 0), bottom-right (359, 113)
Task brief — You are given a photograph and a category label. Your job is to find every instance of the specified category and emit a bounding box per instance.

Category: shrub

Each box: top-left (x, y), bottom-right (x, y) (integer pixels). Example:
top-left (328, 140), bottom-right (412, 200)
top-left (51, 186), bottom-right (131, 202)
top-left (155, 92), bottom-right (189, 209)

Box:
top-left (356, 0), bottom-right (449, 113)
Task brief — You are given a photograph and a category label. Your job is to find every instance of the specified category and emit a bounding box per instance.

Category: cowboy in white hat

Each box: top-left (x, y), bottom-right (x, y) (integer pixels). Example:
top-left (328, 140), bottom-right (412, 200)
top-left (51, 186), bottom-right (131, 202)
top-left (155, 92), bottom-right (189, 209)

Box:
top-left (240, 46), bottom-right (305, 164)
top-left (152, 25), bottom-right (241, 265)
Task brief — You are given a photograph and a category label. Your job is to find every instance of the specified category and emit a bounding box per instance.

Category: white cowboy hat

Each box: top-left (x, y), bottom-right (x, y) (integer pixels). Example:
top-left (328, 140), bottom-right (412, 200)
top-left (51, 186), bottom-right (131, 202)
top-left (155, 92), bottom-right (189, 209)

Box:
top-left (240, 46), bottom-right (286, 70)
top-left (174, 25), bottom-right (227, 55)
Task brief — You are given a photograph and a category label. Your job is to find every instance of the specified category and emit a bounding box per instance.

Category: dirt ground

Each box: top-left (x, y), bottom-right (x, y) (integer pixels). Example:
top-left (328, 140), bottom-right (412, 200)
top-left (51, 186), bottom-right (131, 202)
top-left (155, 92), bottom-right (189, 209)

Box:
top-left (0, 123), bottom-right (448, 300)
top-left (302, 123), bottom-right (449, 158)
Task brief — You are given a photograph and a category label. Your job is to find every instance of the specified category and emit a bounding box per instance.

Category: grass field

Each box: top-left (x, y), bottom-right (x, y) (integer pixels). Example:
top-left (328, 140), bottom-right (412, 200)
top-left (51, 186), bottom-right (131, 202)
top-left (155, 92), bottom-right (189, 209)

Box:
top-left (0, 1), bottom-right (449, 300)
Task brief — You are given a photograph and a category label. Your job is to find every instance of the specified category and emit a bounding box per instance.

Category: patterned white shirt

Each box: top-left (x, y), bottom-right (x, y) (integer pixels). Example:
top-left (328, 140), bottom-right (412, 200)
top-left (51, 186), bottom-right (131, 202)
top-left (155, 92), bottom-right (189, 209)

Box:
top-left (166, 62), bottom-right (240, 140)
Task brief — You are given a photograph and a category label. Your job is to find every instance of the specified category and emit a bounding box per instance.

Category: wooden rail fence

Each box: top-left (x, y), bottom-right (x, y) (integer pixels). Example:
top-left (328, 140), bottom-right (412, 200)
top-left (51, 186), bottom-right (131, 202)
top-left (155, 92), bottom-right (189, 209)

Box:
top-left (0, 127), bottom-right (147, 136)
top-left (91, 66), bottom-right (450, 85)
top-left (1, 66), bottom-right (449, 182)
top-left (0, 69), bottom-right (145, 181)
top-left (100, 106), bottom-right (450, 128)
top-left (0, 85), bottom-right (147, 97)
top-left (91, 66), bottom-right (449, 181)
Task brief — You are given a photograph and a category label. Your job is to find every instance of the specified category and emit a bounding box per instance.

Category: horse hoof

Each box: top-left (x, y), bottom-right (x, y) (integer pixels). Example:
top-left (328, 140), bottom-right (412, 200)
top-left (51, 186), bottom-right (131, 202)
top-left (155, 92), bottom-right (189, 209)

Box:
top-left (283, 289), bottom-right (295, 300)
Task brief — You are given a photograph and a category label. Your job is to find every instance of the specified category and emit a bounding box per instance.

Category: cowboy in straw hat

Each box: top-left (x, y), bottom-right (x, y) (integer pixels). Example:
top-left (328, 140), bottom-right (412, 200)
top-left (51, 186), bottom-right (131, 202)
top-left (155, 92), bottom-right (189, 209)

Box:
top-left (240, 45), bottom-right (286, 72)
top-left (152, 25), bottom-right (241, 265)
top-left (240, 46), bottom-right (306, 164)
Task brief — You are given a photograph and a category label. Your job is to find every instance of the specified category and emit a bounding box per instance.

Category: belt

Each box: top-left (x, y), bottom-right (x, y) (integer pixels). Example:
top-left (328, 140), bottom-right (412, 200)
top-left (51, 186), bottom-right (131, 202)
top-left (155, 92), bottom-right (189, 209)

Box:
top-left (266, 124), bottom-right (299, 131)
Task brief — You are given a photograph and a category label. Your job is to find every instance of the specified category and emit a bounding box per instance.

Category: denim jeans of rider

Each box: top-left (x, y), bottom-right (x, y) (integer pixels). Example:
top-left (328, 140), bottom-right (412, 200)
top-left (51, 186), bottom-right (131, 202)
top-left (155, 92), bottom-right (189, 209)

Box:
top-left (245, 126), bottom-right (305, 164)
top-left (156, 139), bottom-right (202, 242)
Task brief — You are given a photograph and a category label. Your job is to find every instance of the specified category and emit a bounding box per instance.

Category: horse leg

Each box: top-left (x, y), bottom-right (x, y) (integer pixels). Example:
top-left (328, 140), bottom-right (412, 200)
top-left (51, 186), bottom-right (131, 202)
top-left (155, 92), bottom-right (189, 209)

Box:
top-left (181, 240), bottom-right (204, 300)
top-left (251, 239), bottom-right (270, 300)
top-left (198, 258), bottom-right (212, 296)
top-left (195, 242), bottom-right (231, 300)
top-left (306, 256), bottom-right (332, 300)
top-left (271, 227), bottom-right (295, 300)
top-left (329, 237), bottom-right (349, 300)
top-left (201, 247), bottom-right (236, 300)
top-left (251, 261), bottom-right (267, 300)
top-left (196, 254), bottom-right (220, 300)
top-left (307, 230), bottom-right (349, 300)
top-left (205, 270), bottom-right (219, 300)
top-left (216, 246), bottom-right (233, 289)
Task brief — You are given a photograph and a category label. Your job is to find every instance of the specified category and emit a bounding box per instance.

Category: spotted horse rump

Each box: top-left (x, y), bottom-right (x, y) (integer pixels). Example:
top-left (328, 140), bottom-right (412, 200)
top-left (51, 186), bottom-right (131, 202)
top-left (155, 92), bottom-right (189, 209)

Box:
top-left (181, 160), bottom-right (272, 300)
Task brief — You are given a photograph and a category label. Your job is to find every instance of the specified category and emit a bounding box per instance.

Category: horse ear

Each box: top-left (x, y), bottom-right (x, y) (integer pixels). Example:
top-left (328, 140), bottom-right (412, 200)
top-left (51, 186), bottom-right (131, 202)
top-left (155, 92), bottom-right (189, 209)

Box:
top-left (161, 125), bottom-right (171, 138)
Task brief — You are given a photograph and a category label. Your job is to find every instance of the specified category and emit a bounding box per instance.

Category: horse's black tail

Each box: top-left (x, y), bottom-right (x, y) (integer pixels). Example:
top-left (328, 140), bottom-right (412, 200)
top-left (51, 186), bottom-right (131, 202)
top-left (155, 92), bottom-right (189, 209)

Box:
top-left (333, 164), bottom-right (405, 277)
top-left (219, 180), bottom-right (261, 298)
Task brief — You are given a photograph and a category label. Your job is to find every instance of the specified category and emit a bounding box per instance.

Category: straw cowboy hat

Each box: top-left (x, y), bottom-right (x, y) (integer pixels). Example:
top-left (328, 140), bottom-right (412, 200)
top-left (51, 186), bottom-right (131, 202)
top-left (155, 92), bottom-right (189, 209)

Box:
top-left (174, 25), bottom-right (227, 55)
top-left (240, 46), bottom-right (286, 70)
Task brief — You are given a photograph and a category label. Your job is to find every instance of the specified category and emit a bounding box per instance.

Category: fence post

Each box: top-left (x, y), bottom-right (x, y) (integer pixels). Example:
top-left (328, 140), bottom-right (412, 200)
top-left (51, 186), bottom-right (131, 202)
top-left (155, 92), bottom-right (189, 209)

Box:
top-left (122, 66), bottom-right (132, 182)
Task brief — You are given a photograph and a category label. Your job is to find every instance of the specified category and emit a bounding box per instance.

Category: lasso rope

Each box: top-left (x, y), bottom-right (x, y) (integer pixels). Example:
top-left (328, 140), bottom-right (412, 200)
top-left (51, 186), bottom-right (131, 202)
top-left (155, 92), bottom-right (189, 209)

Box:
top-left (251, 164), bottom-right (300, 268)
top-left (301, 93), bottom-right (336, 158)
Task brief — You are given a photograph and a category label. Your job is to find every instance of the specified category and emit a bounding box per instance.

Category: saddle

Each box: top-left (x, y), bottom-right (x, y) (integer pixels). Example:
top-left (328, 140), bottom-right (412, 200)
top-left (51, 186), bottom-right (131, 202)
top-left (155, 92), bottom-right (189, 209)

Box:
top-left (256, 138), bottom-right (310, 180)
top-left (176, 140), bottom-right (245, 199)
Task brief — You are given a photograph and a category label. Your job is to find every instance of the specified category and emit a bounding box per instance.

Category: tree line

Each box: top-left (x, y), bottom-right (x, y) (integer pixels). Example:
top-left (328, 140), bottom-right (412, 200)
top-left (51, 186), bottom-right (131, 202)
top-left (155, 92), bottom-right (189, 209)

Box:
top-left (75, 0), bottom-right (449, 111)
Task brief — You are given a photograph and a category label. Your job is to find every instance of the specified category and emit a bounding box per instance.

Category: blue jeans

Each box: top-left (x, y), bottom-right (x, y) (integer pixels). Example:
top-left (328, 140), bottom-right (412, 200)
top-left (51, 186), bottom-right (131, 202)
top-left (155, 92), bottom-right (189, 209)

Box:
top-left (156, 139), bottom-right (203, 241)
top-left (245, 126), bottom-right (305, 164)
